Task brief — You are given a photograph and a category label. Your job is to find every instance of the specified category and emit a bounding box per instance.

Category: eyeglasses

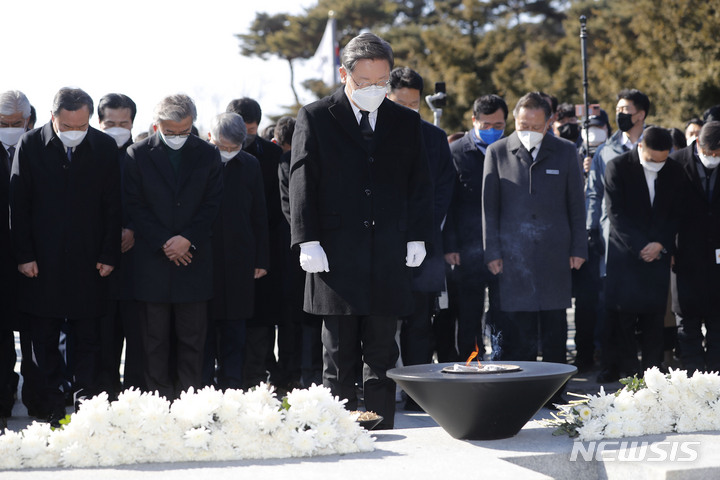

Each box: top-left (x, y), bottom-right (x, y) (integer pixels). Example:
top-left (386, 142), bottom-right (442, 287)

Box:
top-left (348, 73), bottom-right (390, 89)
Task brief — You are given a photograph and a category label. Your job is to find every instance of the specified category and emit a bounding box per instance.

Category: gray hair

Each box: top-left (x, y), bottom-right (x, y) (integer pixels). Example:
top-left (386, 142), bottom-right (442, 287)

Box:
top-left (52, 87), bottom-right (94, 116)
top-left (0, 90), bottom-right (31, 118)
top-left (341, 32), bottom-right (394, 73)
top-left (210, 112), bottom-right (247, 146)
top-left (698, 121), bottom-right (720, 152)
top-left (153, 94), bottom-right (197, 124)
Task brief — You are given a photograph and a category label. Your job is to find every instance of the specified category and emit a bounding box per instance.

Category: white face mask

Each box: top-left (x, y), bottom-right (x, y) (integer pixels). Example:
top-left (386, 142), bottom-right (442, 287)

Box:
top-left (640, 159), bottom-right (665, 173)
top-left (699, 152), bottom-right (720, 170)
top-left (103, 127), bottom-right (132, 148)
top-left (160, 131), bottom-right (188, 150)
top-left (220, 149), bottom-right (240, 162)
top-left (517, 130), bottom-right (544, 152)
top-left (57, 129), bottom-right (88, 148)
top-left (0, 127), bottom-right (26, 148)
top-left (351, 85), bottom-right (387, 113)
top-left (581, 126), bottom-right (608, 147)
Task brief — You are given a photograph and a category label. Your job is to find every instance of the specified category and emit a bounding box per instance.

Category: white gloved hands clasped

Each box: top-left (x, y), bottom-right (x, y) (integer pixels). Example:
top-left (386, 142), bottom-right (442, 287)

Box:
top-left (406, 241), bottom-right (426, 267)
top-left (299, 241), bottom-right (330, 273)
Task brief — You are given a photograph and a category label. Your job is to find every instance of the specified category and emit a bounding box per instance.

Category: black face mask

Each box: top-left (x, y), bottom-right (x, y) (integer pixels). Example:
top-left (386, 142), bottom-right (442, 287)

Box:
top-left (558, 123), bottom-right (580, 141)
top-left (616, 112), bottom-right (635, 132)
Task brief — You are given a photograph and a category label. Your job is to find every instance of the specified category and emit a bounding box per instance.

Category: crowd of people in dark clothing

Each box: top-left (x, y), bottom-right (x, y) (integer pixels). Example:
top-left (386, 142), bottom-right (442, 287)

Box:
top-left (1, 32), bottom-right (719, 431)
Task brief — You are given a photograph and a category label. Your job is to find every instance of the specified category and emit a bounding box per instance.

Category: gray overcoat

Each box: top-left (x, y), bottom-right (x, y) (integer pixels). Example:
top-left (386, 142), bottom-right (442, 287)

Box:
top-left (482, 132), bottom-right (587, 311)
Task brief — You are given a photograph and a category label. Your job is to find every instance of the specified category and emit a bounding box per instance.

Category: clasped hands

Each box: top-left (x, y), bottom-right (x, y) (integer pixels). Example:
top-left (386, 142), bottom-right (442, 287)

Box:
top-left (163, 235), bottom-right (193, 266)
top-left (298, 241), bottom-right (426, 273)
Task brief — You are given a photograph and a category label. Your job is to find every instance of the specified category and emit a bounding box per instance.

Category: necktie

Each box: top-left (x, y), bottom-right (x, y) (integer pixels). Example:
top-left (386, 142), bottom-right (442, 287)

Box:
top-left (622, 144), bottom-right (630, 152)
top-left (7, 146), bottom-right (14, 171)
top-left (518, 145), bottom-right (534, 164)
top-left (359, 110), bottom-right (373, 143)
top-left (67, 147), bottom-right (72, 162)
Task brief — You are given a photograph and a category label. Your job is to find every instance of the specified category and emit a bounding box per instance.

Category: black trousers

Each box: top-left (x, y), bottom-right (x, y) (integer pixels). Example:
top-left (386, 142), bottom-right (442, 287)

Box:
top-left (243, 324), bottom-right (274, 389)
top-left (203, 317), bottom-right (246, 390)
top-left (492, 309), bottom-right (567, 363)
top-left (604, 309), bottom-right (664, 375)
top-left (400, 291), bottom-right (434, 366)
top-left (19, 329), bottom-right (43, 415)
top-left (0, 328), bottom-right (16, 416)
top-left (676, 313), bottom-right (720, 374)
top-left (30, 316), bottom-right (100, 415)
top-left (99, 298), bottom-right (144, 396)
top-left (322, 314), bottom-right (398, 428)
top-left (139, 301), bottom-right (207, 400)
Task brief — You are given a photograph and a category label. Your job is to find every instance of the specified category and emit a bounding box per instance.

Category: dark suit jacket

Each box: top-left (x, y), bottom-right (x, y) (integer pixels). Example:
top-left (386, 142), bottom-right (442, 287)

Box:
top-left (443, 131), bottom-right (493, 285)
top-left (670, 143), bottom-right (720, 317)
top-left (210, 151), bottom-right (269, 320)
top-left (289, 88), bottom-right (433, 316)
top-left (10, 123), bottom-right (121, 318)
top-left (604, 147), bottom-right (683, 313)
top-left (123, 133), bottom-right (222, 303)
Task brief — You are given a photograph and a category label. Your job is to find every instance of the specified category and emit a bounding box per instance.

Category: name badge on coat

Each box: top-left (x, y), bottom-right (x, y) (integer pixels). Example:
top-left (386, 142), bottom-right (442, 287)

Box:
top-left (546, 169), bottom-right (560, 175)
top-left (715, 249), bottom-right (720, 264)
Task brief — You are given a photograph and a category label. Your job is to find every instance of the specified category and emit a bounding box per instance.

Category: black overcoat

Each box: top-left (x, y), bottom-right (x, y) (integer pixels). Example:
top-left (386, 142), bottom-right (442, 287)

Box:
top-left (1, 146), bottom-right (19, 328)
top-left (289, 88), bottom-right (433, 316)
top-left (670, 143), bottom-right (720, 317)
top-left (123, 133), bottom-right (222, 303)
top-left (410, 120), bottom-right (455, 293)
top-left (209, 151), bottom-right (270, 320)
top-left (10, 123), bottom-right (121, 318)
top-left (604, 148), bottom-right (683, 313)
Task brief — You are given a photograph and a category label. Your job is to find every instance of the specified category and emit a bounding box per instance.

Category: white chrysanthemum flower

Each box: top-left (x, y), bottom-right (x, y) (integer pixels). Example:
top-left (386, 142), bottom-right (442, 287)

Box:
top-left (632, 388), bottom-right (658, 412)
top-left (643, 366), bottom-right (668, 392)
top-left (603, 422), bottom-right (623, 439)
top-left (20, 432), bottom-right (50, 458)
top-left (291, 429), bottom-right (316, 456)
top-left (314, 421), bottom-right (339, 447)
top-left (613, 390), bottom-right (636, 412)
top-left (587, 387), bottom-right (615, 414)
top-left (354, 432), bottom-right (376, 452)
top-left (676, 414), bottom-right (700, 433)
top-left (256, 404), bottom-right (284, 433)
top-left (577, 418), bottom-right (605, 441)
top-left (60, 442), bottom-right (99, 468)
top-left (184, 427), bottom-right (212, 450)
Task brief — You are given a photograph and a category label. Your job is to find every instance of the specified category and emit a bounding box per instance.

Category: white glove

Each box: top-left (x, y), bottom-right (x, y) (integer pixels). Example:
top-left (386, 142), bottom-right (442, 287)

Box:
top-left (299, 241), bottom-right (330, 273)
top-left (406, 241), bottom-right (426, 267)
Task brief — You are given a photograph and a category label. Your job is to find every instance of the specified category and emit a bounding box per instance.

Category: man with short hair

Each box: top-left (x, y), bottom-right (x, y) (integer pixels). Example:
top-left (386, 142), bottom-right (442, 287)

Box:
top-left (10, 87), bottom-right (121, 426)
top-left (0, 90), bottom-right (32, 426)
top-left (443, 94), bottom-right (508, 361)
top-left (603, 127), bottom-right (683, 379)
top-left (388, 66), bottom-right (454, 410)
top-left (553, 103), bottom-right (581, 147)
top-left (482, 92), bottom-right (587, 367)
top-left (290, 33), bottom-right (433, 428)
top-left (670, 121), bottom-right (720, 374)
top-left (96, 93), bottom-right (144, 396)
top-left (123, 94), bottom-right (222, 400)
top-left (204, 112), bottom-right (269, 390)
top-left (586, 88), bottom-right (650, 382)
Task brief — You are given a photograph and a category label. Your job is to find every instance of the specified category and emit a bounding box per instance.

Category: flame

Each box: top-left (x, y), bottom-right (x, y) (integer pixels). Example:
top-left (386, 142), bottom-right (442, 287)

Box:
top-left (464, 341), bottom-right (482, 367)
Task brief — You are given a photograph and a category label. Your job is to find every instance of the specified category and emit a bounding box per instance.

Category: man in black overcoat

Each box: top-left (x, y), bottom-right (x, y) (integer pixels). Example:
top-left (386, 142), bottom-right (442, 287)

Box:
top-left (289, 33), bottom-right (433, 429)
top-left (96, 93), bottom-right (145, 397)
top-left (670, 121), bottom-right (720, 373)
top-left (204, 112), bottom-right (269, 390)
top-left (387, 67), bottom-right (455, 411)
top-left (0, 90), bottom-right (33, 425)
top-left (10, 87), bottom-right (121, 426)
top-left (123, 94), bottom-right (222, 400)
top-left (603, 127), bottom-right (684, 379)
